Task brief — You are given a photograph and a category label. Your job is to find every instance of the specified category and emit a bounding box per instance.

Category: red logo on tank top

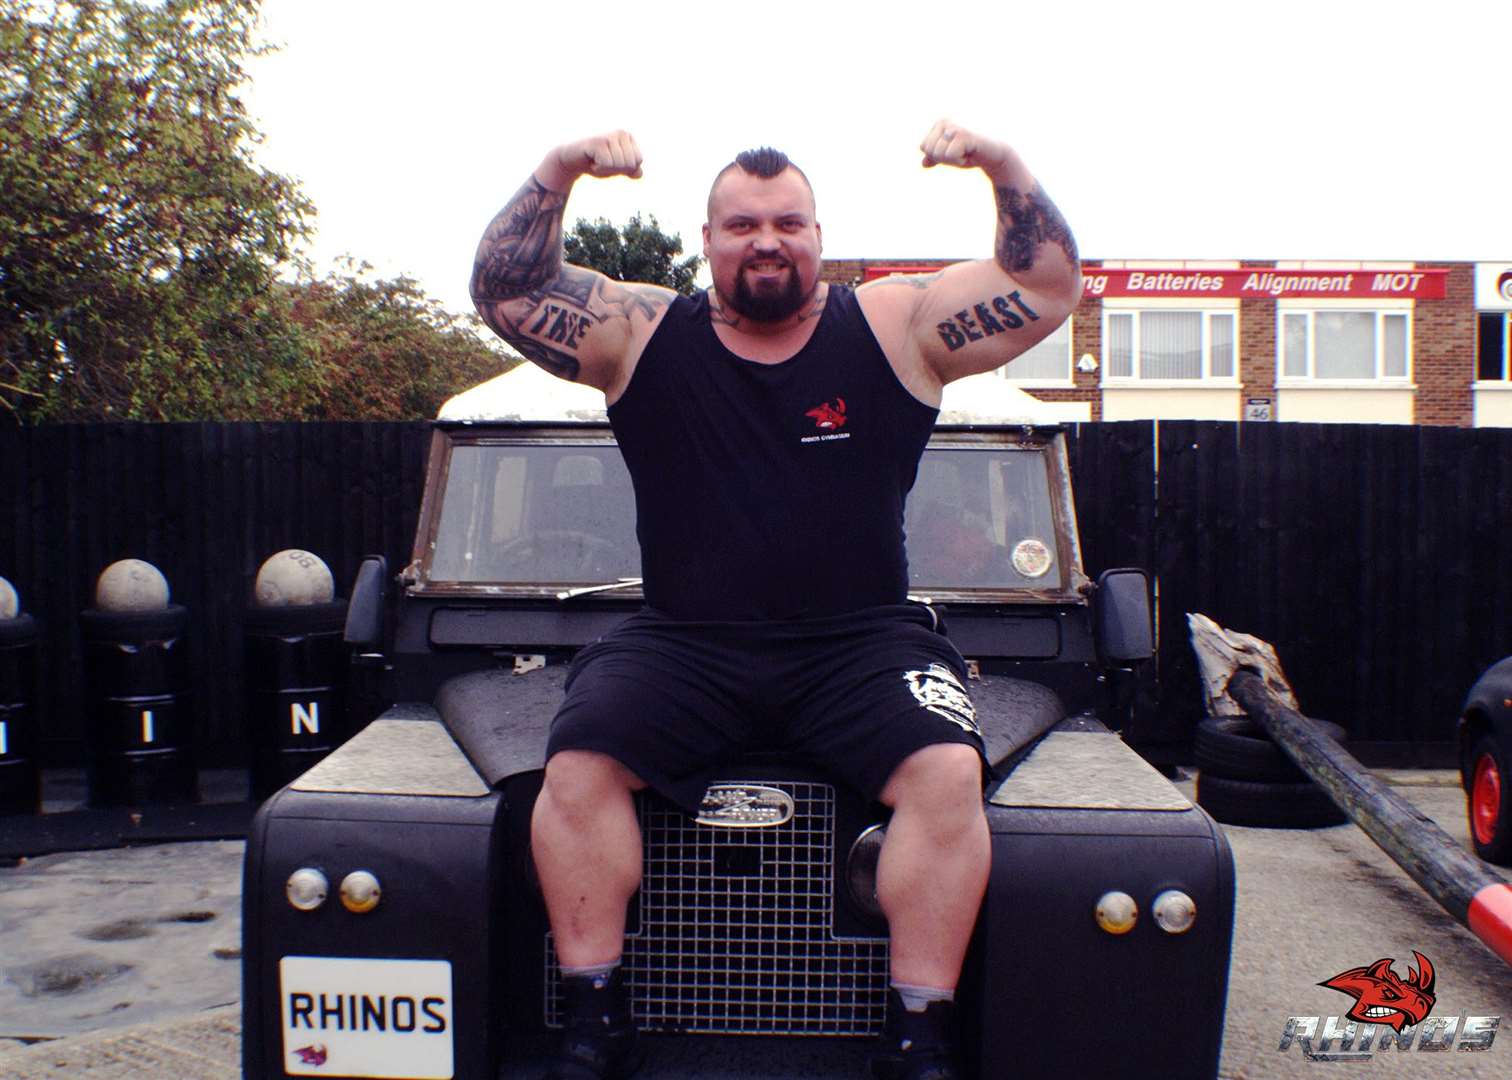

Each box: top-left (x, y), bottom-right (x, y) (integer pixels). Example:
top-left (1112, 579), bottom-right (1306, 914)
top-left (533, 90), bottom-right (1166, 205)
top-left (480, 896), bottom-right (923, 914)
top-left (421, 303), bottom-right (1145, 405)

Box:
top-left (805, 398), bottom-right (847, 430)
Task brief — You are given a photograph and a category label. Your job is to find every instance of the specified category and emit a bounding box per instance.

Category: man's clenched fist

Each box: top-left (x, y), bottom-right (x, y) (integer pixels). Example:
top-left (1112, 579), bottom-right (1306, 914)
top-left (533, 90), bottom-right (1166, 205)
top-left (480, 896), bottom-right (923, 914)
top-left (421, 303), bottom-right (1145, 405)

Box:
top-left (556, 130), bottom-right (644, 180)
top-left (919, 119), bottom-right (1008, 173)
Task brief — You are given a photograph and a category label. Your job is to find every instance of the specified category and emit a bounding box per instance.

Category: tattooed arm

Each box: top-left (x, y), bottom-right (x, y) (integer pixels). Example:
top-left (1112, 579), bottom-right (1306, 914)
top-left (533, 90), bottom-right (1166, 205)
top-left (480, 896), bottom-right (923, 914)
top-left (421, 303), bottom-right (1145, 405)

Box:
top-left (470, 132), bottom-right (674, 394)
top-left (857, 120), bottom-right (1082, 394)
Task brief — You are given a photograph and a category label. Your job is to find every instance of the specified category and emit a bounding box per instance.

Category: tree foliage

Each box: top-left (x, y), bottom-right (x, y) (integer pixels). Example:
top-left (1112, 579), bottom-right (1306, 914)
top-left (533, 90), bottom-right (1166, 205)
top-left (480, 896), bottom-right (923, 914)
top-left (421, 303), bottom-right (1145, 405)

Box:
top-left (0, 0), bottom-right (505, 421)
top-left (282, 261), bottom-right (509, 421)
top-left (0, 0), bottom-right (309, 419)
top-left (564, 213), bottom-right (702, 295)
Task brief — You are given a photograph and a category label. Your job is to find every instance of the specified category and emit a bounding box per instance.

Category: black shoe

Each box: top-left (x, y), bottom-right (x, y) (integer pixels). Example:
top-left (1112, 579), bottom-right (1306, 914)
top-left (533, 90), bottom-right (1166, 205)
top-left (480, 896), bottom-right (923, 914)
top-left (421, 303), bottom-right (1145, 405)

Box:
top-left (870, 990), bottom-right (959, 1080)
top-left (545, 968), bottom-right (643, 1080)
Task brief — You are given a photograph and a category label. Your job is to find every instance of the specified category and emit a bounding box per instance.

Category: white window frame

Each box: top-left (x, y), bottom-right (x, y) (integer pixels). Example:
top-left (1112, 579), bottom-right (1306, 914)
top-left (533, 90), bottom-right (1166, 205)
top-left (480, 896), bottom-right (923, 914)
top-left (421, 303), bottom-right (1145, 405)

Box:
top-left (1100, 305), bottom-right (1240, 386)
top-left (1275, 306), bottom-right (1414, 386)
top-left (999, 316), bottom-right (1073, 387)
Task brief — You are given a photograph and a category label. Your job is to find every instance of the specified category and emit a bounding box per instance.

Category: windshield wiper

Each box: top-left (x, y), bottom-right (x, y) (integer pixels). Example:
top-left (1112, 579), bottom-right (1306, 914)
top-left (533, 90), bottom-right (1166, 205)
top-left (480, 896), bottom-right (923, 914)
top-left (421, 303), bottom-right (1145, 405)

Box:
top-left (556, 577), bottom-right (643, 601)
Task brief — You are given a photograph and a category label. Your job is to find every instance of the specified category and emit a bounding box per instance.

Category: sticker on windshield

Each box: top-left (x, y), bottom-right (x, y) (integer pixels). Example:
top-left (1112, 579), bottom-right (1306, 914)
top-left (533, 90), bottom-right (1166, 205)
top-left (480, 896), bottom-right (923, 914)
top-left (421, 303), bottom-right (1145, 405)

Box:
top-left (1011, 538), bottom-right (1054, 578)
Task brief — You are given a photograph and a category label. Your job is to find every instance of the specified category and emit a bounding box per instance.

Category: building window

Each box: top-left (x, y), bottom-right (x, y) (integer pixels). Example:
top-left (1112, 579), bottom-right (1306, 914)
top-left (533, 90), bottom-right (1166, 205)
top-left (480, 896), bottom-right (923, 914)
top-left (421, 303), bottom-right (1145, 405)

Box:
top-left (1478, 312), bottom-right (1509, 381)
top-left (1103, 310), bottom-right (1236, 382)
top-left (1000, 318), bottom-right (1072, 385)
top-left (1279, 310), bottom-right (1411, 381)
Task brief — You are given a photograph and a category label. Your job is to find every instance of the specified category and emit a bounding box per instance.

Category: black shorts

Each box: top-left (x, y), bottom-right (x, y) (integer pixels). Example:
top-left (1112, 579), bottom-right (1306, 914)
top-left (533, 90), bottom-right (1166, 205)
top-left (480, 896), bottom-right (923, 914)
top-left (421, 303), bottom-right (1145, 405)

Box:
top-left (546, 603), bottom-right (987, 813)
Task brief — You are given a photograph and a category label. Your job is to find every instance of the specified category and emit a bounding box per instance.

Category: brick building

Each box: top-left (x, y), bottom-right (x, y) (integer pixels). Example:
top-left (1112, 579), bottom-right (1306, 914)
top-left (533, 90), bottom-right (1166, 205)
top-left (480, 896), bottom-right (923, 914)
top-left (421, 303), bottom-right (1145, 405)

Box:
top-left (820, 258), bottom-right (1512, 427)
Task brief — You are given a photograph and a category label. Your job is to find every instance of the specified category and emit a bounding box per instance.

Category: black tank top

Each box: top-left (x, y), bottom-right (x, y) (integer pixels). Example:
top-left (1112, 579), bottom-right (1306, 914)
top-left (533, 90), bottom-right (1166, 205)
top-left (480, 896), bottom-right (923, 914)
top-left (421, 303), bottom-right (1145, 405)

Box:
top-left (608, 285), bottom-right (938, 620)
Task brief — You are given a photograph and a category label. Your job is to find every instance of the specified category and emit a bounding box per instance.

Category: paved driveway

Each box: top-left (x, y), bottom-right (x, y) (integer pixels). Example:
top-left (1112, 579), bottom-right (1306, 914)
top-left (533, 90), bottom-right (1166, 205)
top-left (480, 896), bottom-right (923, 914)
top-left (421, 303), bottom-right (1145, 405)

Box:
top-left (0, 769), bottom-right (1508, 1079)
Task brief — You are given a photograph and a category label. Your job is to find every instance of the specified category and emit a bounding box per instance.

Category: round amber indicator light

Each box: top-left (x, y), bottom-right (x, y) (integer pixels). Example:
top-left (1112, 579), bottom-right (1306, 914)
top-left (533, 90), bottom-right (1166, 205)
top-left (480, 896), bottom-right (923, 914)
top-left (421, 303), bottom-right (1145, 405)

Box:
top-left (1095, 890), bottom-right (1138, 935)
top-left (339, 870), bottom-right (382, 914)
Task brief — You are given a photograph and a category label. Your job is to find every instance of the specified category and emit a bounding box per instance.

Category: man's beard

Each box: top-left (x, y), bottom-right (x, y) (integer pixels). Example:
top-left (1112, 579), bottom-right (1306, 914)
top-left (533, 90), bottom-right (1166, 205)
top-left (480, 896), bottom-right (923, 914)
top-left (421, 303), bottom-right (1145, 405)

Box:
top-left (725, 261), bottom-right (809, 323)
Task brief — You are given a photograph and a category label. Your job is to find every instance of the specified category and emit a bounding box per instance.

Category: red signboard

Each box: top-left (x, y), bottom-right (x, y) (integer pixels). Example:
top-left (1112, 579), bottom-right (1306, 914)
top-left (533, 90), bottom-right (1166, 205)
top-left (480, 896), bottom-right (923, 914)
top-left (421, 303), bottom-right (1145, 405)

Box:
top-left (1080, 267), bottom-right (1448, 300)
top-left (860, 264), bottom-right (1449, 300)
top-left (862, 265), bottom-right (946, 281)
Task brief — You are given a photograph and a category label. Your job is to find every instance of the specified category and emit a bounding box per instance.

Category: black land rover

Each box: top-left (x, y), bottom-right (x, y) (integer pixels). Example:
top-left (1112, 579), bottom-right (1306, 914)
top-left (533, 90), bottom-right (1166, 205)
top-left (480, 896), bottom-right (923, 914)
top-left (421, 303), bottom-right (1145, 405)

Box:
top-left (241, 413), bottom-right (1234, 1080)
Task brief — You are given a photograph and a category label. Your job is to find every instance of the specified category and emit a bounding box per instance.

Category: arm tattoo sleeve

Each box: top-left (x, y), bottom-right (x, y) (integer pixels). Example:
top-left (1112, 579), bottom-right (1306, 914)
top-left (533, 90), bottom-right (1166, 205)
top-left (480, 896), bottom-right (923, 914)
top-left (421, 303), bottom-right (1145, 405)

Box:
top-left (469, 184), bottom-right (674, 383)
top-left (470, 177), bottom-right (568, 301)
top-left (993, 184), bottom-right (1079, 274)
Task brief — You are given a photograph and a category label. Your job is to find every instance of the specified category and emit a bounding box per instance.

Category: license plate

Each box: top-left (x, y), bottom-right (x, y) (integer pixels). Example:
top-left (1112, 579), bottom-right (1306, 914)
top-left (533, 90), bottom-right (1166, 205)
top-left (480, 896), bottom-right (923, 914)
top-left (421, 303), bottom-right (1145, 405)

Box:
top-left (280, 956), bottom-right (454, 1078)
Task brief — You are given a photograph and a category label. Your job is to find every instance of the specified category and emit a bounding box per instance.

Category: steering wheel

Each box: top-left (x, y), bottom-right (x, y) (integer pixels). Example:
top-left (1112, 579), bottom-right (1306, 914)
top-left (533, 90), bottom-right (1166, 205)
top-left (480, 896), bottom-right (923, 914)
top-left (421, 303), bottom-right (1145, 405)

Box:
top-left (491, 530), bottom-right (630, 580)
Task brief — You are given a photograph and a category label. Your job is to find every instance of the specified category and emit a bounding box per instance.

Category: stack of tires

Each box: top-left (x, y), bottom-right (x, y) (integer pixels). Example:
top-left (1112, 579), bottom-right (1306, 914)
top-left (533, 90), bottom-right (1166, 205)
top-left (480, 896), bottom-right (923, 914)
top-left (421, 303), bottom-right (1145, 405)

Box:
top-left (1195, 714), bottom-right (1348, 828)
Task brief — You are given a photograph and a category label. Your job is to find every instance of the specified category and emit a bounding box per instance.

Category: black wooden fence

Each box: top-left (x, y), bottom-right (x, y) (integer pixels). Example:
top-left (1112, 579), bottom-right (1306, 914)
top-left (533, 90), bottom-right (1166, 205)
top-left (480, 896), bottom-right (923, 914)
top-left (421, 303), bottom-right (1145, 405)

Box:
top-left (1141, 421), bottom-right (1512, 764)
top-left (2, 420), bottom-right (1509, 768)
top-left (0, 423), bottom-right (431, 768)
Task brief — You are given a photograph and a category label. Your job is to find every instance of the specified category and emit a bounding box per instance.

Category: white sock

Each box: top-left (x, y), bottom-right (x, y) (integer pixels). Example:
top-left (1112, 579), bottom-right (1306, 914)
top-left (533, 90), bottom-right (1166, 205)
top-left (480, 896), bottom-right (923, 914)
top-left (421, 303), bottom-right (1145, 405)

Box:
top-left (561, 958), bottom-right (622, 983)
top-left (892, 981), bottom-right (955, 1012)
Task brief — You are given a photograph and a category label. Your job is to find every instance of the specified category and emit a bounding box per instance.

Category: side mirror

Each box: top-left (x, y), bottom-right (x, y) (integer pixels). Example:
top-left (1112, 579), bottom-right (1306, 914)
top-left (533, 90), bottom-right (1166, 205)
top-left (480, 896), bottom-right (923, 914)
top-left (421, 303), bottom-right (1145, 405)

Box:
top-left (1094, 568), bottom-right (1153, 664)
top-left (343, 555), bottom-right (389, 649)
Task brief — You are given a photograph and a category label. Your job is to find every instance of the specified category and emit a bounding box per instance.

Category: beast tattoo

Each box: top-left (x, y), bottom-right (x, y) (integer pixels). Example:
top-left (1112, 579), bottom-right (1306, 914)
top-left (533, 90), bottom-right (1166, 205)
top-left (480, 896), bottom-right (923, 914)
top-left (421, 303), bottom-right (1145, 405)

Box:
top-left (935, 291), bottom-right (1040, 351)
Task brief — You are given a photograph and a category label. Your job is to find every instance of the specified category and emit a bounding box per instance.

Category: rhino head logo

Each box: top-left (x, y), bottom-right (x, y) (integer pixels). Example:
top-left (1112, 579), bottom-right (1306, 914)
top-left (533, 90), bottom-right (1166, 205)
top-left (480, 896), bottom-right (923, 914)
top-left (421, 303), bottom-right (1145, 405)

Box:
top-left (292, 1043), bottom-right (328, 1066)
top-left (1320, 952), bottom-right (1436, 1032)
top-left (805, 397), bottom-right (847, 430)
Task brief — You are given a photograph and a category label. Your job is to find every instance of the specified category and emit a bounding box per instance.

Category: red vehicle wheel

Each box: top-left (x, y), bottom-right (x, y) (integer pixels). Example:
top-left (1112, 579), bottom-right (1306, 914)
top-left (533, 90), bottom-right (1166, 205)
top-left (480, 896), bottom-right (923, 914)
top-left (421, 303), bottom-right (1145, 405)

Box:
top-left (1468, 735), bottom-right (1512, 865)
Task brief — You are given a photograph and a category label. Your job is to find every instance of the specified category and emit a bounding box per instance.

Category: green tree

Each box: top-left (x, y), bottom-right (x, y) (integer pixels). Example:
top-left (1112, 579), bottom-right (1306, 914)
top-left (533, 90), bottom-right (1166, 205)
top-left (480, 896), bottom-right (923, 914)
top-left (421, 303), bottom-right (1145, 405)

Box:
top-left (282, 260), bottom-right (511, 420)
top-left (0, 0), bottom-right (509, 422)
top-left (0, 0), bottom-right (315, 420)
top-left (564, 213), bottom-right (702, 295)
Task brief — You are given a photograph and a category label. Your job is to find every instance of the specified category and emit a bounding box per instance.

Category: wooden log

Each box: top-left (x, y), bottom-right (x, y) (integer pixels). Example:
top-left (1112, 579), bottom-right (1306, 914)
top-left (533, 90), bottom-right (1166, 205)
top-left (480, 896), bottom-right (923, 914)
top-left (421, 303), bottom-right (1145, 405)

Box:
top-left (1229, 669), bottom-right (1512, 968)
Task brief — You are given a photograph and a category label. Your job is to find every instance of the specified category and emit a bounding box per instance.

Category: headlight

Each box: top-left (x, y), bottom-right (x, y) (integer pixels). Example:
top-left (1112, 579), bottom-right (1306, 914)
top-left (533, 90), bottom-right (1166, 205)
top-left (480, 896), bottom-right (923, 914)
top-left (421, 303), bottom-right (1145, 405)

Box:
top-left (286, 868), bottom-right (328, 911)
top-left (339, 870), bottom-right (382, 914)
top-left (1011, 538), bottom-right (1054, 578)
top-left (845, 825), bottom-right (887, 921)
top-left (1152, 889), bottom-right (1196, 934)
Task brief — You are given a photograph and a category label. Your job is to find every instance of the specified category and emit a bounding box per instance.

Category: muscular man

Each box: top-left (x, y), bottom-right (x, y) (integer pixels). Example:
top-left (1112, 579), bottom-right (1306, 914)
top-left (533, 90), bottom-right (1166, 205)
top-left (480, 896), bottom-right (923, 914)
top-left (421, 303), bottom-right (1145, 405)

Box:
top-left (470, 122), bottom-right (1080, 1080)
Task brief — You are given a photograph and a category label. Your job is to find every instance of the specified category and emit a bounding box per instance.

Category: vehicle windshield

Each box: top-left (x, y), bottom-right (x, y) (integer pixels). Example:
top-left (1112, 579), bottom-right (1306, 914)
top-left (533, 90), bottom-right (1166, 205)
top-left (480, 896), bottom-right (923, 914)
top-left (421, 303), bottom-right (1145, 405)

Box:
top-left (906, 447), bottom-right (1064, 590)
top-left (429, 442), bottom-right (639, 585)
top-left (424, 438), bottom-right (1067, 592)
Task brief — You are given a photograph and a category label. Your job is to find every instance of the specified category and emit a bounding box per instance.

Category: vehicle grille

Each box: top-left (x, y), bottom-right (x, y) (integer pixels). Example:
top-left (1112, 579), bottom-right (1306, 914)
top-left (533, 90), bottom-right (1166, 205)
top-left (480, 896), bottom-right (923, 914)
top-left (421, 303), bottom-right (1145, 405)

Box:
top-left (546, 779), bottom-right (890, 1035)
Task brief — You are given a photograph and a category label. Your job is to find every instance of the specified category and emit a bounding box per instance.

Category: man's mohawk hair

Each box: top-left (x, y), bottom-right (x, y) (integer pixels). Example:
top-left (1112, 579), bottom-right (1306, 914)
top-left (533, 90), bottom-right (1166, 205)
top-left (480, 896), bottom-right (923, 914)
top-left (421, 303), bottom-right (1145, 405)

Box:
top-left (707, 148), bottom-right (813, 218)
top-left (734, 147), bottom-right (791, 178)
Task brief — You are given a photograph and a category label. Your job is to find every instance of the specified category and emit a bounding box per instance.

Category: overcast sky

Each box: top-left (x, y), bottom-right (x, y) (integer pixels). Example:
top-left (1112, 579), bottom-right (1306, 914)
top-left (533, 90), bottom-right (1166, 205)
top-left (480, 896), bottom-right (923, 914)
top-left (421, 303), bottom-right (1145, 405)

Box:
top-left (241, 0), bottom-right (1511, 318)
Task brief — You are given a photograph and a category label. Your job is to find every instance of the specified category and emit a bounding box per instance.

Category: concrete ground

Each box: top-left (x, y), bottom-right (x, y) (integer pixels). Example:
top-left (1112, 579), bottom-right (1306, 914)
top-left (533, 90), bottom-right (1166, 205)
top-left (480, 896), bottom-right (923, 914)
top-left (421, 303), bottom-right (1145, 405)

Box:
top-left (1208, 769), bottom-right (1512, 1079)
top-left (0, 768), bottom-right (1508, 1079)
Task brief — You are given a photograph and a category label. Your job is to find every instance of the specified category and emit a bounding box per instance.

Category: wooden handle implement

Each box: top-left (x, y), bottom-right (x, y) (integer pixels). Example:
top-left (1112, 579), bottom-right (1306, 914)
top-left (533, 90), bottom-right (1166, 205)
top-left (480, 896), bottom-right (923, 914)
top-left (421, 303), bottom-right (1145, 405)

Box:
top-left (1228, 669), bottom-right (1512, 968)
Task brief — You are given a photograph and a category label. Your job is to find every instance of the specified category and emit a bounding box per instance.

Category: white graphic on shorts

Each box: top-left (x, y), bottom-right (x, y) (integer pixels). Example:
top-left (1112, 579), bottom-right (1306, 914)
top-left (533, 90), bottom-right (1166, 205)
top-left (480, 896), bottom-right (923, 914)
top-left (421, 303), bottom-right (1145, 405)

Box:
top-left (902, 663), bottom-right (980, 735)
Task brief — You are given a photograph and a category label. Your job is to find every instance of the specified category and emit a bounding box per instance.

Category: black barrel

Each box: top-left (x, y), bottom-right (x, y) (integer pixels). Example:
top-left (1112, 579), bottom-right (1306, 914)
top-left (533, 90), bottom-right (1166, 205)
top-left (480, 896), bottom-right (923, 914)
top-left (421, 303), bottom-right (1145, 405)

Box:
top-left (244, 600), bottom-right (349, 800)
top-left (80, 605), bottom-right (196, 806)
top-left (0, 614), bottom-right (41, 815)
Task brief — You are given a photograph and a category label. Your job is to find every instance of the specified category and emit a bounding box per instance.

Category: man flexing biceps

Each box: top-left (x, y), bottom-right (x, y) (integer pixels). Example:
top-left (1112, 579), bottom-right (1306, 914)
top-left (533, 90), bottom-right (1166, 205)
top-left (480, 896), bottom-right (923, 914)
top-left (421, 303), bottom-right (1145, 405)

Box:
top-left (470, 130), bottom-right (672, 400)
top-left (470, 122), bottom-right (1080, 1080)
top-left (856, 118), bottom-right (1082, 405)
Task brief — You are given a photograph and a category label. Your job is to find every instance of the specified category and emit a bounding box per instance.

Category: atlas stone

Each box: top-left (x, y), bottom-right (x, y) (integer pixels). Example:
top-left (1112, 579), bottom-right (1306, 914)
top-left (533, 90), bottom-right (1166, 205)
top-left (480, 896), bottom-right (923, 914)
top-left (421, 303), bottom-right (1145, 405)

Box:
top-left (94, 559), bottom-right (170, 612)
top-left (0, 575), bottom-right (17, 619)
top-left (254, 549), bottom-right (334, 607)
